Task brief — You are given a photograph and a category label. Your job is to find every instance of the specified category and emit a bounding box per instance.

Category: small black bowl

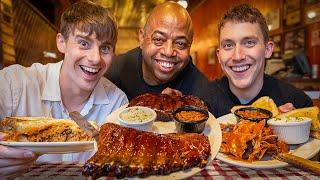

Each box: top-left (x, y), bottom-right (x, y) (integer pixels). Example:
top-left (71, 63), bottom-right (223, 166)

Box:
top-left (234, 107), bottom-right (273, 123)
top-left (173, 106), bottom-right (209, 133)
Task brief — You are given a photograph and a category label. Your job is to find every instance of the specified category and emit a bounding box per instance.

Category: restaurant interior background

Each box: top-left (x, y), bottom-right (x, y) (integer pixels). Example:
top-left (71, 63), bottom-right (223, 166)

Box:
top-left (0, 0), bottom-right (320, 102)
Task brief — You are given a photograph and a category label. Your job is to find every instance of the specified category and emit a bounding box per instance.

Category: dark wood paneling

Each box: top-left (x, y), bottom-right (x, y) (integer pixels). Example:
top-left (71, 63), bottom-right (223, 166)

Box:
top-left (13, 0), bottom-right (62, 67)
top-left (1, 0), bottom-right (15, 66)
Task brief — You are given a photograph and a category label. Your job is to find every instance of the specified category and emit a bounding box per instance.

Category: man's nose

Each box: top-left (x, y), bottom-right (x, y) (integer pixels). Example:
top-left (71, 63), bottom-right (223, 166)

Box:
top-left (88, 47), bottom-right (101, 64)
top-left (232, 45), bottom-right (245, 61)
top-left (161, 42), bottom-right (176, 57)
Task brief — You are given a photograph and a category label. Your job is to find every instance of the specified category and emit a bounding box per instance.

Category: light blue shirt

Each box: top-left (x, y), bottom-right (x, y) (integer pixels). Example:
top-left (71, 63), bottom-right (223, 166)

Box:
top-left (0, 61), bottom-right (128, 162)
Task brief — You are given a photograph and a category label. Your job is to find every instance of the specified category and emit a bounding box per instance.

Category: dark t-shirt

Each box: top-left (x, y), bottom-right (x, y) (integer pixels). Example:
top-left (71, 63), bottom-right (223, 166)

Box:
top-left (208, 75), bottom-right (313, 118)
top-left (105, 47), bottom-right (212, 109)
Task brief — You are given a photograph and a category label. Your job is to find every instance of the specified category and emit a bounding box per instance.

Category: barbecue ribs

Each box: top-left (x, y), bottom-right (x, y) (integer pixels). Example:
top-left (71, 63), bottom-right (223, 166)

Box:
top-left (82, 123), bottom-right (211, 179)
top-left (128, 93), bottom-right (208, 121)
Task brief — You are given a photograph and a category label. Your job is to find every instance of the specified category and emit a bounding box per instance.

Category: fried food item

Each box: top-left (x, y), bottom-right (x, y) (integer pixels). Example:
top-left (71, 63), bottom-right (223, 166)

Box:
top-left (251, 96), bottom-right (279, 117)
top-left (0, 117), bottom-right (96, 142)
top-left (276, 106), bottom-right (320, 139)
top-left (220, 120), bottom-right (289, 161)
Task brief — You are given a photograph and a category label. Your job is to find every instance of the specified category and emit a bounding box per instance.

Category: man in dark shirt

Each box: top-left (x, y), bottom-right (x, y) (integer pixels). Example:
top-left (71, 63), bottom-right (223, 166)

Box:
top-left (209, 4), bottom-right (312, 118)
top-left (105, 2), bottom-right (211, 103)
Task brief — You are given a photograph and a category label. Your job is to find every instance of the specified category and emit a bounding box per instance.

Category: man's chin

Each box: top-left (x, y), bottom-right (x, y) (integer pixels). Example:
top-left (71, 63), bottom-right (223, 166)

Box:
top-left (155, 75), bottom-right (174, 85)
top-left (231, 79), bottom-right (252, 90)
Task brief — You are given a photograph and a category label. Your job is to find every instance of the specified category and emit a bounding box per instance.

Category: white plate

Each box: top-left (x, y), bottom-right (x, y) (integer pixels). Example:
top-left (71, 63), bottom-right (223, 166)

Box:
top-left (0, 141), bottom-right (94, 154)
top-left (216, 113), bottom-right (320, 169)
top-left (105, 105), bottom-right (222, 180)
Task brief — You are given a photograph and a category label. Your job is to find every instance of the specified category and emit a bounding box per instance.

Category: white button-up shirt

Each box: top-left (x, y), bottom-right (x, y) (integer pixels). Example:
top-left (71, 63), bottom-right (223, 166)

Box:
top-left (0, 61), bottom-right (128, 162)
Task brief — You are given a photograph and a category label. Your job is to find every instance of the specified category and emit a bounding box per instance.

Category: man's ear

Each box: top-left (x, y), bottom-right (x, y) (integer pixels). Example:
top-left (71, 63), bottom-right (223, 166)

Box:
top-left (264, 41), bottom-right (274, 59)
top-left (216, 48), bottom-right (221, 64)
top-left (56, 33), bottom-right (66, 53)
top-left (138, 28), bottom-right (145, 48)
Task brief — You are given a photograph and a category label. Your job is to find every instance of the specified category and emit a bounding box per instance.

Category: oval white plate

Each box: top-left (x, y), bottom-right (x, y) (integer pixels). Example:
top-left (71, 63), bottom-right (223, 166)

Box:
top-left (0, 141), bottom-right (94, 154)
top-left (216, 113), bottom-right (320, 169)
top-left (105, 104), bottom-right (222, 180)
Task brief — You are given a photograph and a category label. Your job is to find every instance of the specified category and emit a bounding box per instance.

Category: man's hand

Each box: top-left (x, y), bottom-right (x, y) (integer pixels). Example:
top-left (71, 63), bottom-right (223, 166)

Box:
top-left (161, 88), bottom-right (182, 96)
top-left (0, 132), bottom-right (37, 179)
top-left (278, 103), bottom-right (295, 113)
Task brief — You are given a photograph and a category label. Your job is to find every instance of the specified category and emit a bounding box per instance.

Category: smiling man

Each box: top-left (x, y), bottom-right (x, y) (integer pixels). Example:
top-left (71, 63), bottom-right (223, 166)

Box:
top-left (0, 1), bottom-right (127, 178)
top-left (208, 4), bottom-right (312, 117)
top-left (105, 1), bottom-right (211, 103)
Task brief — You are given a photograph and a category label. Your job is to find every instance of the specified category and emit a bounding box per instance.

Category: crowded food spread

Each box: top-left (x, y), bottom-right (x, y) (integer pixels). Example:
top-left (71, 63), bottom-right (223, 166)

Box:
top-left (217, 96), bottom-right (320, 170)
top-left (0, 94), bottom-right (319, 177)
top-left (98, 100), bottom-right (222, 179)
top-left (128, 93), bottom-right (208, 121)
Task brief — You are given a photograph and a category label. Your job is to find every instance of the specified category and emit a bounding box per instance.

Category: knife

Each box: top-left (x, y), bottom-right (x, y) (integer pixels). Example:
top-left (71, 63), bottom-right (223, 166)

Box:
top-left (69, 111), bottom-right (99, 142)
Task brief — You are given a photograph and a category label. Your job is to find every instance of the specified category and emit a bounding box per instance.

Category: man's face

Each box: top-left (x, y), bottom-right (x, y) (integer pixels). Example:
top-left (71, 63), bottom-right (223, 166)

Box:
top-left (216, 22), bottom-right (273, 91)
top-left (57, 29), bottom-right (114, 92)
top-left (139, 16), bottom-right (192, 85)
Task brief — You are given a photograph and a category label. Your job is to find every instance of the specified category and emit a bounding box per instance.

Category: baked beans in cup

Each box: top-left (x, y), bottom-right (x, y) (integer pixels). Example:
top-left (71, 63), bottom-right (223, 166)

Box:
top-left (234, 107), bottom-right (272, 124)
top-left (173, 106), bottom-right (209, 133)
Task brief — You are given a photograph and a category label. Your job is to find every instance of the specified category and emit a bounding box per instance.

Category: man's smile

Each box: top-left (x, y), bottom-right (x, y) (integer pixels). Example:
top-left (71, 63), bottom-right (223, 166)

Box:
top-left (80, 65), bottom-right (100, 75)
top-left (230, 64), bottom-right (251, 73)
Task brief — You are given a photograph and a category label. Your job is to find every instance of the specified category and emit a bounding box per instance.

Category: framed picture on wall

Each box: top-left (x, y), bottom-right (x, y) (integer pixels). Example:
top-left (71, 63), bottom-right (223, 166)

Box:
top-left (284, 0), bottom-right (300, 14)
top-left (284, 0), bottom-right (301, 26)
top-left (284, 28), bottom-right (305, 54)
top-left (265, 9), bottom-right (280, 31)
top-left (208, 46), bottom-right (217, 65)
top-left (285, 10), bottom-right (301, 26)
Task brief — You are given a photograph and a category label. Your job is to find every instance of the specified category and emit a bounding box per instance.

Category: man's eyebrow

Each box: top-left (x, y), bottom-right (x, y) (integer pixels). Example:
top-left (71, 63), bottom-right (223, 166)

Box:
top-left (151, 30), bottom-right (166, 37)
top-left (75, 34), bottom-right (113, 46)
top-left (242, 36), bottom-right (259, 40)
top-left (152, 30), bottom-right (190, 44)
top-left (75, 34), bottom-right (91, 41)
top-left (100, 41), bottom-right (113, 47)
top-left (220, 39), bottom-right (233, 43)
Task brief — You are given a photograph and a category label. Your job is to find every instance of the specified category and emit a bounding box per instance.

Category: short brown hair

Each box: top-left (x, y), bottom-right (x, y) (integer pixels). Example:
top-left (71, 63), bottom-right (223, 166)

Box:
top-left (218, 4), bottom-right (269, 43)
top-left (60, 0), bottom-right (117, 46)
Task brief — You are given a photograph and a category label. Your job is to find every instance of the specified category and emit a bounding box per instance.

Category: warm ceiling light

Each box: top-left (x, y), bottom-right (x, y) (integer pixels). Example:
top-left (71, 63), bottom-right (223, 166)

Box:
top-left (307, 11), bottom-right (316, 19)
top-left (177, 0), bottom-right (188, 9)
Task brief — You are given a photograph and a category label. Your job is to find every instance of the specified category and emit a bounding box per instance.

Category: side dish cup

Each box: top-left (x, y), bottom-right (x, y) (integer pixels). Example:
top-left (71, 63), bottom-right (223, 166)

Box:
top-left (173, 106), bottom-right (209, 133)
top-left (267, 117), bottom-right (311, 144)
top-left (117, 106), bottom-right (157, 132)
top-left (234, 107), bottom-right (272, 123)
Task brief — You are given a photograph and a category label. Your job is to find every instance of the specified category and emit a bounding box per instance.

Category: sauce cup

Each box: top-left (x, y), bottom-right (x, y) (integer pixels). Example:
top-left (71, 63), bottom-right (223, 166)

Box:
top-left (173, 106), bottom-right (209, 134)
top-left (234, 107), bottom-right (273, 123)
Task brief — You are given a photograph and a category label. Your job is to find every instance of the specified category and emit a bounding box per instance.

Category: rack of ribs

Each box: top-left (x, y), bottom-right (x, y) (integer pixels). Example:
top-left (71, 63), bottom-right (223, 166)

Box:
top-left (128, 93), bottom-right (208, 121)
top-left (82, 123), bottom-right (211, 179)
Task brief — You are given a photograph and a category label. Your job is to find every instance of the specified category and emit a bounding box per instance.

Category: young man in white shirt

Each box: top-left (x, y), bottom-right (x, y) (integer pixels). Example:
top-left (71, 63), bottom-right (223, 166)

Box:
top-left (0, 1), bottom-right (128, 178)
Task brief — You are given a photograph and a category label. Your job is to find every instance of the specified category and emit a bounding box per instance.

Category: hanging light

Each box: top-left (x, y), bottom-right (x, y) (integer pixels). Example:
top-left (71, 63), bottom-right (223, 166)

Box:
top-left (177, 0), bottom-right (188, 9)
top-left (307, 11), bottom-right (316, 19)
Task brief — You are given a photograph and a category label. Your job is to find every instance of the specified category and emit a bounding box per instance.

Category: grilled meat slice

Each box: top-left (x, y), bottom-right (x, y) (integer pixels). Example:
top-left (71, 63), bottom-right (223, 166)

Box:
top-left (83, 123), bottom-right (211, 179)
top-left (128, 93), bottom-right (207, 121)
